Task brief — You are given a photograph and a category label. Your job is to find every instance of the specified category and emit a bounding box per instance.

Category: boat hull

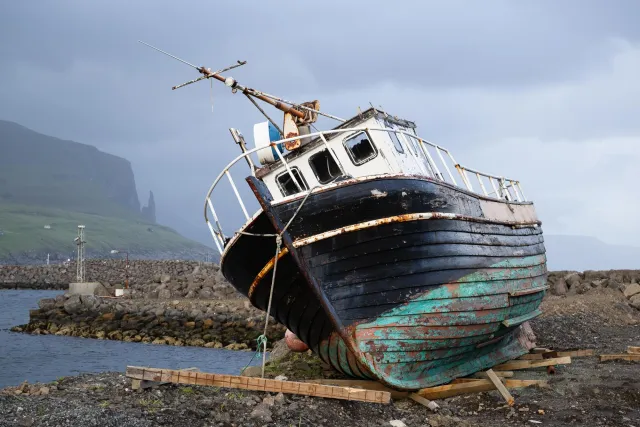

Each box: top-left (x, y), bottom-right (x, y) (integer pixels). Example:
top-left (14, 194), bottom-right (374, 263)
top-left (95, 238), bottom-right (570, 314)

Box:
top-left (222, 175), bottom-right (546, 390)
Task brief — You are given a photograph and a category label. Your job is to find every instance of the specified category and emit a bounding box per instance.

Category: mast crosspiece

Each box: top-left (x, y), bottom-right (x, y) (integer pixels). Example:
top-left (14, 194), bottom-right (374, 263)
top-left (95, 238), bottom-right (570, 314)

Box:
top-left (137, 40), bottom-right (342, 125)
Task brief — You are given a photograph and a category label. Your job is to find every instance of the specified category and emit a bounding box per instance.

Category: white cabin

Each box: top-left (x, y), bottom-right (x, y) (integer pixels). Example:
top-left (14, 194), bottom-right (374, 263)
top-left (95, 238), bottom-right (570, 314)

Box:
top-left (255, 108), bottom-right (442, 202)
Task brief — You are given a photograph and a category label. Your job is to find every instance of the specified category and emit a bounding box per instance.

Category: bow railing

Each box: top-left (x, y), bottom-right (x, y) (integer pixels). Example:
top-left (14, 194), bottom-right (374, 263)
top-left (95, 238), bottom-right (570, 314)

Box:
top-left (204, 126), bottom-right (527, 254)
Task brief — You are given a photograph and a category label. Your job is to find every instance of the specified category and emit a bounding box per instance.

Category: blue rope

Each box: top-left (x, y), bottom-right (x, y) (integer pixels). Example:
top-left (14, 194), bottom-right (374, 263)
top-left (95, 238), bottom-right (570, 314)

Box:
top-left (241, 334), bottom-right (268, 374)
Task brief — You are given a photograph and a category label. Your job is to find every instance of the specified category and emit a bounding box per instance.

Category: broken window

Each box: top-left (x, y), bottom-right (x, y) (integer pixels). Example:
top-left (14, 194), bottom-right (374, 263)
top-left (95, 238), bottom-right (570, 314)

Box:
top-left (309, 149), bottom-right (343, 184)
top-left (343, 131), bottom-right (378, 165)
top-left (276, 167), bottom-right (308, 196)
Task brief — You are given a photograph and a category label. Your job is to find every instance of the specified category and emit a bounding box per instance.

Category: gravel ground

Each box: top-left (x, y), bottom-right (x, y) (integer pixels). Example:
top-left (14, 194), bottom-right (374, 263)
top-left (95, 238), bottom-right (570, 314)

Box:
top-left (1, 289), bottom-right (638, 427)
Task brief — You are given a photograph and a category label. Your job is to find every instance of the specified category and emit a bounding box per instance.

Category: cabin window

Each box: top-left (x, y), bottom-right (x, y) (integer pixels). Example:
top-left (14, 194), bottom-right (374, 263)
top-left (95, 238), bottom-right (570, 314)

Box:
top-left (276, 167), bottom-right (308, 196)
top-left (309, 149), bottom-right (343, 184)
top-left (388, 131), bottom-right (405, 153)
top-left (343, 131), bottom-right (378, 166)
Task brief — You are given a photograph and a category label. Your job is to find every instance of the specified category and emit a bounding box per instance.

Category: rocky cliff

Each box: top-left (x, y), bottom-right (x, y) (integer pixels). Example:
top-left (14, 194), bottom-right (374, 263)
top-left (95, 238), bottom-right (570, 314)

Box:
top-left (0, 120), bottom-right (143, 217)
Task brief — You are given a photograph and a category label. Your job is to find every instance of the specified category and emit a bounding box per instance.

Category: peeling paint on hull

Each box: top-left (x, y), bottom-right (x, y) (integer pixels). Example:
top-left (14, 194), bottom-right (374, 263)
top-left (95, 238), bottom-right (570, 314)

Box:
top-left (222, 176), bottom-right (546, 390)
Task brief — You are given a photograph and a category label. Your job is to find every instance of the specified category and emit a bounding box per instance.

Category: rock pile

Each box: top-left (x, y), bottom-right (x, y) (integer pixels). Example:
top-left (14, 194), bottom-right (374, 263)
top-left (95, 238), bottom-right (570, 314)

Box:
top-left (14, 292), bottom-right (285, 350)
top-left (547, 270), bottom-right (640, 310)
top-left (0, 260), bottom-right (226, 290)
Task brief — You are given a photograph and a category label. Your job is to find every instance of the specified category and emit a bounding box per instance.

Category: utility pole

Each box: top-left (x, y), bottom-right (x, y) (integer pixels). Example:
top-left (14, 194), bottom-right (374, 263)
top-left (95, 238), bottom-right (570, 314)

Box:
top-left (75, 225), bottom-right (86, 282)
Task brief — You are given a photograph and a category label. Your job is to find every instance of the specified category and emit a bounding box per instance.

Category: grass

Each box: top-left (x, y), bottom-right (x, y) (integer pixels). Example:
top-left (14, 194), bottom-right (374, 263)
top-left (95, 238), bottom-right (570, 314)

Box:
top-left (0, 203), bottom-right (209, 258)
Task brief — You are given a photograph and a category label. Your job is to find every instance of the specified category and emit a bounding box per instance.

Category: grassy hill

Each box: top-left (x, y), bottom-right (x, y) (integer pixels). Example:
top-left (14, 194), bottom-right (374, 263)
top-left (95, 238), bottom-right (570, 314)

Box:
top-left (0, 120), bottom-right (212, 264)
top-left (0, 203), bottom-right (207, 259)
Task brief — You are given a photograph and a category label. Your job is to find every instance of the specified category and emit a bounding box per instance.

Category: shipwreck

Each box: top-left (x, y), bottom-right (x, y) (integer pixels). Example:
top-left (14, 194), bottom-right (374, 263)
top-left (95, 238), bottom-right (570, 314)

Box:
top-left (145, 44), bottom-right (547, 390)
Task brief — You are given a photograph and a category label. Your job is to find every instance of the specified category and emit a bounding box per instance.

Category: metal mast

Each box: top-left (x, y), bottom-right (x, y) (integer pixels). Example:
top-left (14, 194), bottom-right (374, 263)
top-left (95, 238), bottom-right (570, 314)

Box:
top-left (75, 225), bottom-right (85, 282)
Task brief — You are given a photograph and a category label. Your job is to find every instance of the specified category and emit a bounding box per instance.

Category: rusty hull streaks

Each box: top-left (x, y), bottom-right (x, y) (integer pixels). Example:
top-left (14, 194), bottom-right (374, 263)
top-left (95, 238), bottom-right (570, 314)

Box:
top-left (292, 212), bottom-right (541, 248)
top-left (248, 246), bottom-right (289, 300)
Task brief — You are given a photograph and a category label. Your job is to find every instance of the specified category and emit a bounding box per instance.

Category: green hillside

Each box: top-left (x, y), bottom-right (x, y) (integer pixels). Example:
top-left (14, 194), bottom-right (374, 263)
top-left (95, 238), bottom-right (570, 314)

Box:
top-left (0, 120), bottom-right (211, 263)
top-left (0, 203), bottom-right (206, 259)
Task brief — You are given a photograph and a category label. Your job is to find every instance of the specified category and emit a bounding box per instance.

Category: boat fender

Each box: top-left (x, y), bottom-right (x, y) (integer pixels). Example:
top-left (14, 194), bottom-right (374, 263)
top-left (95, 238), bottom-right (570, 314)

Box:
top-left (285, 329), bottom-right (309, 352)
top-left (253, 121), bottom-right (285, 165)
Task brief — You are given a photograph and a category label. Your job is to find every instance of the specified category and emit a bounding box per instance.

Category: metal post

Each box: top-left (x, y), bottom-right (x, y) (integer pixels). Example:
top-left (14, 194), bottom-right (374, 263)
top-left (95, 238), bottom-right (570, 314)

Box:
top-left (273, 146), bottom-right (305, 192)
top-left (75, 225), bottom-right (85, 283)
top-left (207, 198), bottom-right (227, 246)
top-left (418, 139), bottom-right (443, 180)
top-left (436, 148), bottom-right (457, 185)
top-left (516, 182), bottom-right (527, 202)
top-left (489, 178), bottom-right (500, 198)
top-left (476, 172), bottom-right (488, 196)
top-left (226, 170), bottom-right (250, 220)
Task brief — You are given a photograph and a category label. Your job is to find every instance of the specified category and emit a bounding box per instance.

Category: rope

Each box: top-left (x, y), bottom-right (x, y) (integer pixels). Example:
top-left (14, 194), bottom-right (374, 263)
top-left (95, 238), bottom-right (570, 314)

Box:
top-left (238, 186), bottom-right (320, 378)
top-left (260, 235), bottom-right (281, 377)
top-left (241, 334), bottom-right (268, 375)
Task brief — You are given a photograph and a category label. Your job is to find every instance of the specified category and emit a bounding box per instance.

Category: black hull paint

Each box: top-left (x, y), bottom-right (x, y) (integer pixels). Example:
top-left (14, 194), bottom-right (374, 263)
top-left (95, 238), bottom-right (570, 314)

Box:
top-left (221, 176), bottom-right (546, 389)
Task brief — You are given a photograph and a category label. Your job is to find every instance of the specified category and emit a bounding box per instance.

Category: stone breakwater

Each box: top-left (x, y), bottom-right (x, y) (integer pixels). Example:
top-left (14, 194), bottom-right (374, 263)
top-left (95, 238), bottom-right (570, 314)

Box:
top-left (0, 259), bottom-right (225, 290)
top-left (13, 293), bottom-right (285, 351)
top-left (9, 260), bottom-right (287, 349)
top-left (547, 269), bottom-right (640, 309)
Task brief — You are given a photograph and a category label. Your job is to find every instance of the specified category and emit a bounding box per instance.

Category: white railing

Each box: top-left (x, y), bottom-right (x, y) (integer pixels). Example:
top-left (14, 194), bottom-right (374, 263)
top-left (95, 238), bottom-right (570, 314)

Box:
top-left (204, 126), bottom-right (527, 254)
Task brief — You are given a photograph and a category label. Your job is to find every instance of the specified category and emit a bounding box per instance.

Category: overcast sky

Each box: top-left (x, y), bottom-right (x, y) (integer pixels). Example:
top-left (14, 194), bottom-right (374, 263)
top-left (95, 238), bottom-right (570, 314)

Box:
top-left (1, 1), bottom-right (639, 249)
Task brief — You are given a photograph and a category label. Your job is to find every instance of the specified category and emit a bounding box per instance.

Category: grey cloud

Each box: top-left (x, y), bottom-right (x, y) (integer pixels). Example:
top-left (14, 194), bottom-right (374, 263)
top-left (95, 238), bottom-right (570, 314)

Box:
top-left (1, 0), bottom-right (640, 250)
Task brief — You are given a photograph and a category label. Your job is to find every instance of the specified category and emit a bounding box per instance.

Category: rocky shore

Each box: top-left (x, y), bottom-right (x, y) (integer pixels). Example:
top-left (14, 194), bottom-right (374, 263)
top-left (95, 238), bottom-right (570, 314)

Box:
top-left (2, 266), bottom-right (640, 426)
top-left (1, 289), bottom-right (638, 427)
top-left (9, 261), bottom-right (286, 351)
top-left (12, 294), bottom-right (284, 351)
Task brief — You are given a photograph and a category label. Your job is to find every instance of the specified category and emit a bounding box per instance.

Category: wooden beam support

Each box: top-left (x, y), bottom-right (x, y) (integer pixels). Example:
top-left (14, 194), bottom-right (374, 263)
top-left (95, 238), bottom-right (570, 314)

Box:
top-left (627, 346), bottom-right (640, 355)
top-left (599, 354), bottom-right (640, 362)
top-left (126, 366), bottom-right (390, 404)
top-left (131, 367), bottom-right (199, 390)
top-left (472, 371), bottom-right (514, 379)
top-left (543, 350), bottom-right (594, 358)
top-left (519, 354), bottom-right (544, 360)
top-left (416, 378), bottom-right (546, 400)
top-left (302, 379), bottom-right (408, 399)
top-left (531, 348), bottom-right (552, 354)
top-left (493, 356), bottom-right (571, 371)
top-left (486, 369), bottom-right (514, 406)
top-left (409, 393), bottom-right (439, 411)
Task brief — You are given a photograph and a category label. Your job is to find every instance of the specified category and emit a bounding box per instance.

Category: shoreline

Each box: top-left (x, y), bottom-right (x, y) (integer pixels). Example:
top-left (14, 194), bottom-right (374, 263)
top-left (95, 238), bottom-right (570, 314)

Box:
top-left (11, 293), bottom-right (285, 351)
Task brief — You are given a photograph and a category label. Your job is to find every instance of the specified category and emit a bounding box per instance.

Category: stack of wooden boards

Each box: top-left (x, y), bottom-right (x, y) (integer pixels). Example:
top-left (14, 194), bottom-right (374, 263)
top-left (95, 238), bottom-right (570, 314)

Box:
top-left (124, 346), bottom-right (638, 408)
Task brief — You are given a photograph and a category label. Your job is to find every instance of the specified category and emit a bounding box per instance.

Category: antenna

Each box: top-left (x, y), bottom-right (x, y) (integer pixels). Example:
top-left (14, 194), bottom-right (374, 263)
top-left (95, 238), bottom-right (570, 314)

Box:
top-left (137, 40), bottom-right (339, 125)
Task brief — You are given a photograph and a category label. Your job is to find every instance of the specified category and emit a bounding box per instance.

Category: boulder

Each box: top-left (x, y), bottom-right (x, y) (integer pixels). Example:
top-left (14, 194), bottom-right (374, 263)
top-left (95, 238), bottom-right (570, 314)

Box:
top-left (38, 298), bottom-right (56, 310)
top-left (629, 294), bottom-right (640, 310)
top-left (623, 283), bottom-right (640, 298)
top-left (552, 279), bottom-right (568, 296)
top-left (63, 295), bottom-right (83, 314)
top-left (564, 272), bottom-right (582, 288)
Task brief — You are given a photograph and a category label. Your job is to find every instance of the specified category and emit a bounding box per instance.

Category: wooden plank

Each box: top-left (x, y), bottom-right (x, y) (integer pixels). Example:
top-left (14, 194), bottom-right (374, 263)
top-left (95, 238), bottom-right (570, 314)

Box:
top-left (519, 354), bottom-right (544, 360)
top-left (452, 378), bottom-right (484, 383)
top-left (126, 366), bottom-right (390, 404)
top-left (493, 356), bottom-right (571, 371)
top-left (416, 378), bottom-right (545, 400)
top-left (302, 379), bottom-right (408, 399)
top-left (627, 346), bottom-right (640, 355)
top-left (599, 354), bottom-right (640, 362)
top-left (543, 350), bottom-right (594, 358)
top-left (472, 371), bottom-right (514, 379)
top-left (531, 348), bottom-right (552, 354)
top-left (486, 369), bottom-right (514, 406)
top-left (130, 367), bottom-right (199, 390)
top-left (409, 393), bottom-right (439, 411)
